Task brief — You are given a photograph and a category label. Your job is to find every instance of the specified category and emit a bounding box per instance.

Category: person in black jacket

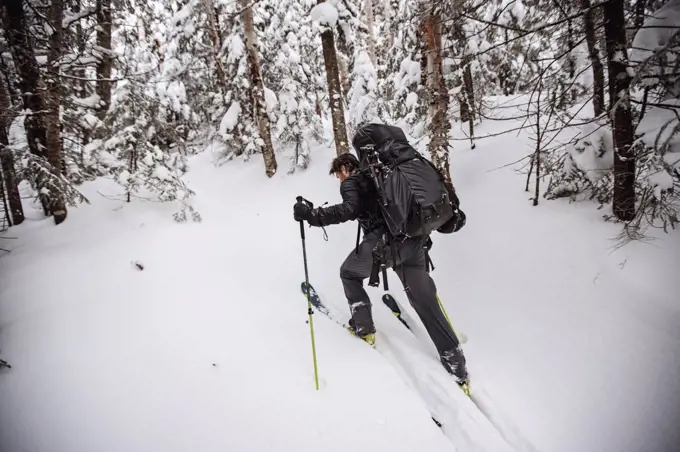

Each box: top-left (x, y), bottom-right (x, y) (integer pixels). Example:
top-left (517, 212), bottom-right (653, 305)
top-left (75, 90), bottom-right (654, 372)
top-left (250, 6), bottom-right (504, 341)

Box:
top-left (293, 142), bottom-right (469, 388)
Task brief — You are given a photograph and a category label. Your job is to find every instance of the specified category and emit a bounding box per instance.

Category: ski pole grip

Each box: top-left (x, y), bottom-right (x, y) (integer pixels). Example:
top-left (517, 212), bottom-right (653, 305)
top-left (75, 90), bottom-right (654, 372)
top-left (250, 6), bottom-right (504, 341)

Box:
top-left (297, 196), bottom-right (314, 208)
top-left (296, 197), bottom-right (306, 240)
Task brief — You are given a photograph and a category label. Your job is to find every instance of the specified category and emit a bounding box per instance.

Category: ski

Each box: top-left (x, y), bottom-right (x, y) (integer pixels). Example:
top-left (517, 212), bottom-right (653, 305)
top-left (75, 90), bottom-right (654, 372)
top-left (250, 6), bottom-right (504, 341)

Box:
top-left (381, 294), bottom-right (411, 330)
top-left (300, 281), bottom-right (444, 429)
top-left (301, 281), bottom-right (345, 327)
top-left (382, 294), bottom-right (471, 398)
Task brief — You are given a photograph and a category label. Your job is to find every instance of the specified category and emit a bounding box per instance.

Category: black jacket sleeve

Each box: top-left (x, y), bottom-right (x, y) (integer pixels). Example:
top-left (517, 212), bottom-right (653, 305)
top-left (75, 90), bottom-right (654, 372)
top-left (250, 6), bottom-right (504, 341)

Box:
top-left (308, 176), bottom-right (362, 227)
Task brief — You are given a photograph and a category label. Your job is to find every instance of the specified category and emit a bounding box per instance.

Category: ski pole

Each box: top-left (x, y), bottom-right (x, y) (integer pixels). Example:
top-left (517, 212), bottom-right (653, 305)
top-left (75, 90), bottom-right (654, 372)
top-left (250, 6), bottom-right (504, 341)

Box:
top-left (297, 196), bottom-right (320, 390)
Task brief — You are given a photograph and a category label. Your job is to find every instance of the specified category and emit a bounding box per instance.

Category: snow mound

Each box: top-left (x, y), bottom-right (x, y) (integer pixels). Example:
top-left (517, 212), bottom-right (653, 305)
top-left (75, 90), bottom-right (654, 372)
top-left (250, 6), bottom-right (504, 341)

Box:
top-left (310, 2), bottom-right (338, 28)
top-left (569, 121), bottom-right (614, 183)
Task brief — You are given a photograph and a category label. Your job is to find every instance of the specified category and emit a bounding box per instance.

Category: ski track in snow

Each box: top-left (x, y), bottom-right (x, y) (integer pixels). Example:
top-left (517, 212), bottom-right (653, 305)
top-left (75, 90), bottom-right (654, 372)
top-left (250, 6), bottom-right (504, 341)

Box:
top-left (311, 283), bottom-right (538, 452)
top-left (1, 96), bottom-right (679, 452)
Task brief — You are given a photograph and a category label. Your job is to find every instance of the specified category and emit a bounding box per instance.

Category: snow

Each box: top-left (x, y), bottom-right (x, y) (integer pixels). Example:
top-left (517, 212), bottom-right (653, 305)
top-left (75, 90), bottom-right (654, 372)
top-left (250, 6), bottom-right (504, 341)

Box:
top-left (71, 93), bottom-right (101, 109)
top-left (264, 86), bottom-right (278, 114)
top-left (348, 50), bottom-right (380, 128)
top-left (225, 35), bottom-right (245, 62)
top-left (310, 2), bottom-right (339, 28)
top-left (630, 0), bottom-right (680, 64)
top-left (569, 121), bottom-right (615, 183)
top-left (219, 102), bottom-right (241, 135)
top-left (405, 92), bottom-right (418, 110)
top-left (152, 165), bottom-right (172, 182)
top-left (171, 3), bottom-right (192, 26)
top-left (647, 168), bottom-right (675, 199)
top-left (497, 0), bottom-right (525, 25)
top-left (511, 0), bottom-right (525, 22)
top-left (1, 96), bottom-right (679, 452)
top-left (636, 98), bottom-right (680, 178)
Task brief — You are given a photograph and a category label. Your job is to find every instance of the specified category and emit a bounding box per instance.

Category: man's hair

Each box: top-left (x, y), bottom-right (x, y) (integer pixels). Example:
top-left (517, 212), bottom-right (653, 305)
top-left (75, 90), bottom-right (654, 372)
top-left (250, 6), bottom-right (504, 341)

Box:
top-left (329, 153), bottom-right (360, 176)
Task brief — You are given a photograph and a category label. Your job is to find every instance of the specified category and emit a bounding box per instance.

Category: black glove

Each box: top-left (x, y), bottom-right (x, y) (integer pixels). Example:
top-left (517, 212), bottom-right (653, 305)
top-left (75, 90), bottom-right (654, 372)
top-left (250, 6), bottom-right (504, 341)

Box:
top-left (437, 208), bottom-right (466, 234)
top-left (437, 186), bottom-right (466, 234)
top-left (293, 200), bottom-right (312, 222)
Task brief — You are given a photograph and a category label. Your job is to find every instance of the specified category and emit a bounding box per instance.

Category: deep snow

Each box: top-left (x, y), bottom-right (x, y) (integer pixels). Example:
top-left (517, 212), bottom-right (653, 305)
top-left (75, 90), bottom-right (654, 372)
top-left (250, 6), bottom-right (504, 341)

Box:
top-left (1, 96), bottom-right (679, 452)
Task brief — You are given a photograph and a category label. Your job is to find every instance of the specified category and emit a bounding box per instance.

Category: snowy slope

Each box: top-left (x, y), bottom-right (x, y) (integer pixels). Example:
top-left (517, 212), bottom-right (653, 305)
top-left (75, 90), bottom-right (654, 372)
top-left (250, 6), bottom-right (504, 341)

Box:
top-left (0, 158), bottom-right (455, 452)
top-left (442, 97), bottom-right (680, 452)
top-left (1, 96), bottom-right (679, 452)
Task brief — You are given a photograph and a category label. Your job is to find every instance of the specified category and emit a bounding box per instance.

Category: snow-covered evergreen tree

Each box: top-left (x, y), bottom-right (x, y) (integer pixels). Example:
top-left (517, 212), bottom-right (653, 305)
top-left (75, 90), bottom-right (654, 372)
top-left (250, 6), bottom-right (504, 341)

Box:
top-left (347, 49), bottom-right (380, 135)
top-left (213, 11), bottom-right (259, 161)
top-left (376, 0), bottom-right (425, 138)
top-left (87, 1), bottom-right (201, 221)
top-left (265, 0), bottom-right (324, 173)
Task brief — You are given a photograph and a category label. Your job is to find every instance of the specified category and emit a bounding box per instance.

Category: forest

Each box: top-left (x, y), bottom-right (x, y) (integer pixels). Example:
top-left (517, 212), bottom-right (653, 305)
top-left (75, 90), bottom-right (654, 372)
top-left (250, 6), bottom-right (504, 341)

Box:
top-left (1, 2), bottom-right (679, 451)
top-left (0, 0), bottom-right (678, 239)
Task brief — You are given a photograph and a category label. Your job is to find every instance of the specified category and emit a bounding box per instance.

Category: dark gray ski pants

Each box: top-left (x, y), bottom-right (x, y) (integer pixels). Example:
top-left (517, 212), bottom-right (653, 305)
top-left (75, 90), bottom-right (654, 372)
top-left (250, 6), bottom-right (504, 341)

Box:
top-left (340, 230), bottom-right (461, 356)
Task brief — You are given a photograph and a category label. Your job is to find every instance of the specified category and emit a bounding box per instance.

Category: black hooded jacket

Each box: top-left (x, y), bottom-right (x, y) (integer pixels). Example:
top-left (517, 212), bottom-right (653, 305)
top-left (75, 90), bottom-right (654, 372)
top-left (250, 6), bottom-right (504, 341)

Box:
top-left (304, 122), bottom-right (407, 234)
top-left (307, 170), bottom-right (385, 234)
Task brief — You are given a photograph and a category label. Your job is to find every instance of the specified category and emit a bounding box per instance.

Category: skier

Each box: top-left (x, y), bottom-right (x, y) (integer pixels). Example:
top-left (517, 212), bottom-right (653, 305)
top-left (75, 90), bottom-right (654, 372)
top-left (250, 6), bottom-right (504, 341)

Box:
top-left (293, 123), bottom-right (469, 387)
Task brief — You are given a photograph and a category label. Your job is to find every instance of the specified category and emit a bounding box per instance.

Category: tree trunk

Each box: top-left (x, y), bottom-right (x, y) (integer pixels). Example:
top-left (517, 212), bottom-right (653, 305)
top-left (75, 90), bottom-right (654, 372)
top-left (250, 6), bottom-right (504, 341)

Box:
top-left (3, 0), bottom-right (53, 216)
top-left (595, 6), bottom-right (609, 111)
top-left (241, 0), bottom-right (277, 177)
top-left (383, 0), bottom-right (397, 55)
top-left (333, 17), bottom-right (352, 98)
top-left (464, 62), bottom-right (476, 149)
top-left (567, 19), bottom-right (577, 104)
top-left (96, 0), bottom-right (112, 121)
top-left (317, 0), bottom-right (349, 155)
top-left (204, 0), bottom-right (227, 93)
top-left (72, 0), bottom-right (90, 147)
top-left (451, 0), bottom-right (475, 138)
top-left (43, 0), bottom-right (68, 224)
top-left (364, 0), bottom-right (378, 66)
top-left (458, 75), bottom-right (471, 123)
top-left (421, 5), bottom-right (453, 186)
top-left (604, 0), bottom-right (636, 221)
top-left (582, 0), bottom-right (605, 117)
top-left (0, 146), bottom-right (22, 226)
top-left (462, 65), bottom-right (475, 120)
top-left (0, 77), bottom-right (24, 226)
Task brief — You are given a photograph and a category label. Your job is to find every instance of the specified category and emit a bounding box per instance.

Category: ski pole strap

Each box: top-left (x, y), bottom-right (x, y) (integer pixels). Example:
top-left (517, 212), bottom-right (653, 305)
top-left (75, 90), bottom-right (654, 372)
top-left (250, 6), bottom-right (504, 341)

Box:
top-left (382, 266), bottom-right (389, 291)
top-left (368, 260), bottom-right (380, 287)
top-left (354, 223), bottom-right (361, 255)
top-left (425, 250), bottom-right (434, 272)
top-left (368, 238), bottom-right (382, 288)
top-left (423, 236), bottom-right (434, 272)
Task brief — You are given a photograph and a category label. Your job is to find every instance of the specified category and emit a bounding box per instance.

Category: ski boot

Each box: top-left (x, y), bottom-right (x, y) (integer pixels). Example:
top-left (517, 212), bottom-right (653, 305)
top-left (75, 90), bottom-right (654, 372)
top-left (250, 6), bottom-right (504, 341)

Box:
top-left (347, 318), bottom-right (376, 347)
top-left (441, 347), bottom-right (470, 396)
